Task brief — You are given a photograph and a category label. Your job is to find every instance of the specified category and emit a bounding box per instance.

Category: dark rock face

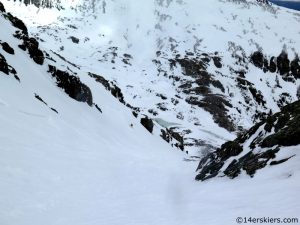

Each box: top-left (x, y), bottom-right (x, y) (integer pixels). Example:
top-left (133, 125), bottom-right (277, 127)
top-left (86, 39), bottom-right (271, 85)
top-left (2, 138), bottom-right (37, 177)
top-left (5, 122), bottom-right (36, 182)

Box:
top-left (0, 53), bottom-right (9, 75)
top-left (69, 36), bottom-right (79, 44)
top-left (5, 13), bottom-right (28, 34)
top-left (1, 42), bottom-right (14, 54)
top-left (170, 54), bottom-right (235, 132)
top-left (251, 50), bottom-right (300, 79)
top-left (291, 57), bottom-right (300, 79)
top-left (196, 100), bottom-right (300, 181)
top-left (250, 51), bottom-right (264, 69)
top-left (10, 21), bottom-right (44, 65)
top-left (140, 117), bottom-right (154, 133)
top-left (261, 102), bottom-right (300, 148)
top-left (88, 72), bottom-right (125, 104)
top-left (269, 57), bottom-right (276, 73)
top-left (213, 56), bottom-right (222, 68)
top-left (0, 53), bottom-right (20, 81)
top-left (25, 37), bottom-right (44, 65)
top-left (218, 141), bottom-right (243, 161)
top-left (48, 65), bottom-right (93, 106)
top-left (277, 51), bottom-right (290, 75)
top-left (0, 2), bottom-right (5, 12)
top-left (3, 10), bottom-right (44, 65)
top-left (18, 37), bottom-right (45, 65)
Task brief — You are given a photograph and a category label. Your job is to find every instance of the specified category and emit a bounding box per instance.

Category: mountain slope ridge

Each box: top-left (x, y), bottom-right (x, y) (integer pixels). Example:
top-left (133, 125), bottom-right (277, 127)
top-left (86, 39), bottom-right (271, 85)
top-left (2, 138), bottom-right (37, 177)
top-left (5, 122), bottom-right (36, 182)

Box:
top-left (3, 0), bottom-right (299, 156)
top-left (1, 2), bottom-right (300, 225)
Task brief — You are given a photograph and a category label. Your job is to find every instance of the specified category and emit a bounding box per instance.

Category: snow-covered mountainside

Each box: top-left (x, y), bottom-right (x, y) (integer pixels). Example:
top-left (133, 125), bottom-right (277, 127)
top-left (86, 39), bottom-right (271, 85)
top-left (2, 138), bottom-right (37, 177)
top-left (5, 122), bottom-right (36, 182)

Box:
top-left (3, 0), bottom-right (300, 157)
top-left (1, 1), bottom-right (300, 224)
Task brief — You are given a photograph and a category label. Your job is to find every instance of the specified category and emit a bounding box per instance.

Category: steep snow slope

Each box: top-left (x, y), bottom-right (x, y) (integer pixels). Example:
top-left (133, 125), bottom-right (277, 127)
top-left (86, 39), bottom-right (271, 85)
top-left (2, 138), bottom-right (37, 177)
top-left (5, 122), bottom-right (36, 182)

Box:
top-left (1, 3), bottom-right (300, 225)
top-left (3, 0), bottom-right (300, 157)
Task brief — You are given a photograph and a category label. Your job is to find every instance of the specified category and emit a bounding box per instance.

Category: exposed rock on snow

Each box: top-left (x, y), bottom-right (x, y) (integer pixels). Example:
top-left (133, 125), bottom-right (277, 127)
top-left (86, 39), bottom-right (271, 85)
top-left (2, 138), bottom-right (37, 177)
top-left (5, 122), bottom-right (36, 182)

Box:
top-left (1, 41), bottom-right (14, 54)
top-left (196, 99), bottom-right (300, 181)
top-left (48, 65), bottom-right (93, 106)
top-left (140, 116), bottom-right (154, 133)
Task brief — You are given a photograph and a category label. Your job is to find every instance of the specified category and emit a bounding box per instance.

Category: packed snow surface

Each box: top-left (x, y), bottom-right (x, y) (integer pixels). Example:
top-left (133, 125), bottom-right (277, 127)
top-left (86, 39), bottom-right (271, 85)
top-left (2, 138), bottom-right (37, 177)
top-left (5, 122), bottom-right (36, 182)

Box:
top-left (0, 1), bottom-right (300, 225)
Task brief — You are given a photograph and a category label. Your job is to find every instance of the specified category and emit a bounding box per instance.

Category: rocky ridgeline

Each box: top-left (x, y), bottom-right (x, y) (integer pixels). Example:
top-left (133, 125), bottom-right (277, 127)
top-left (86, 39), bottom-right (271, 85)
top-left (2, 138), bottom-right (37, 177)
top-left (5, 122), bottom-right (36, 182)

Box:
top-left (0, 4), bottom-right (186, 151)
top-left (195, 99), bottom-right (300, 181)
top-left (48, 65), bottom-right (93, 106)
top-left (0, 3), bottom-right (95, 107)
top-left (251, 50), bottom-right (300, 81)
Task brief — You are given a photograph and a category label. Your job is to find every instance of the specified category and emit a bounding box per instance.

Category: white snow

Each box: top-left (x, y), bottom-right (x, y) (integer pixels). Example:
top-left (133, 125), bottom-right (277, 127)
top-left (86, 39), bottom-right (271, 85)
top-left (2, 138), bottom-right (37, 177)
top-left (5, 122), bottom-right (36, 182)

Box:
top-left (0, 1), bottom-right (300, 225)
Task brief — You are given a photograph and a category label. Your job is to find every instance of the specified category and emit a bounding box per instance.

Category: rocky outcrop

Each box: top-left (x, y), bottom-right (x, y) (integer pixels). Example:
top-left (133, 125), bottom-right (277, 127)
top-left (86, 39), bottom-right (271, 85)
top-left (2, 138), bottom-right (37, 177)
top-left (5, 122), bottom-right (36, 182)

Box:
top-left (4, 12), bottom-right (28, 34)
top-left (17, 35), bottom-right (45, 65)
top-left (1, 9), bottom-right (45, 65)
top-left (169, 54), bottom-right (235, 132)
top-left (88, 72), bottom-right (125, 104)
top-left (0, 53), bottom-right (20, 81)
top-left (140, 117), bottom-right (154, 133)
top-left (0, 53), bottom-right (9, 75)
top-left (250, 50), bottom-right (300, 79)
top-left (0, 1), bottom-right (5, 12)
top-left (1, 42), bottom-right (14, 54)
top-left (48, 65), bottom-right (93, 106)
top-left (69, 36), bottom-right (79, 44)
top-left (34, 93), bottom-right (59, 113)
top-left (196, 100), bottom-right (300, 181)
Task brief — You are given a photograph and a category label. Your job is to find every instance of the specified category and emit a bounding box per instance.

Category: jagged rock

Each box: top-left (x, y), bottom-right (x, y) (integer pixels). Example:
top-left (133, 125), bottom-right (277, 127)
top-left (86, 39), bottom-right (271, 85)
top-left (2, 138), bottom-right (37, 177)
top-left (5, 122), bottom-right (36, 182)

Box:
top-left (0, 2), bottom-right (5, 12)
top-left (1, 42), bottom-right (15, 55)
top-left (140, 117), bottom-right (154, 133)
top-left (249, 86), bottom-right (266, 106)
top-left (18, 44), bottom-right (26, 51)
top-left (250, 50), bottom-right (299, 80)
top-left (213, 56), bottom-right (222, 68)
top-left (94, 104), bottom-right (103, 113)
top-left (88, 72), bottom-right (125, 104)
top-left (0, 53), bottom-right (9, 75)
top-left (34, 94), bottom-right (48, 105)
top-left (5, 13), bottom-right (28, 34)
top-left (250, 51), bottom-right (264, 68)
top-left (290, 57), bottom-right (300, 79)
top-left (69, 36), bottom-right (79, 44)
top-left (196, 100), bottom-right (300, 181)
top-left (218, 141), bottom-right (243, 161)
top-left (24, 37), bottom-right (44, 65)
top-left (48, 65), bottom-right (93, 106)
top-left (160, 129), bottom-right (171, 143)
top-left (270, 156), bottom-right (294, 166)
top-left (277, 51), bottom-right (290, 75)
top-left (269, 56), bottom-right (277, 73)
top-left (192, 94), bottom-right (235, 132)
top-left (261, 101), bottom-right (300, 147)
